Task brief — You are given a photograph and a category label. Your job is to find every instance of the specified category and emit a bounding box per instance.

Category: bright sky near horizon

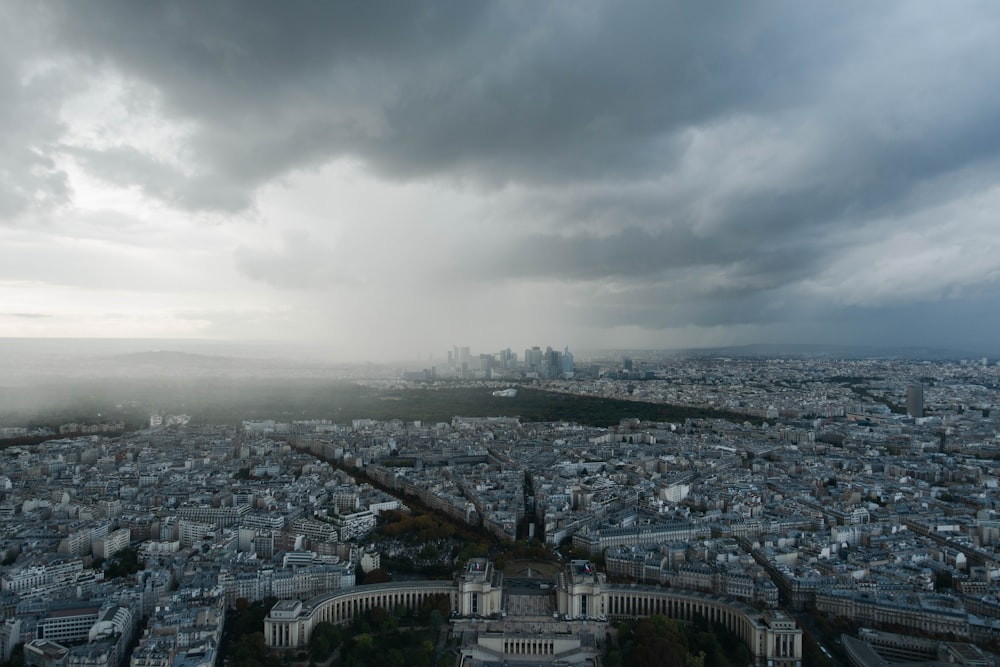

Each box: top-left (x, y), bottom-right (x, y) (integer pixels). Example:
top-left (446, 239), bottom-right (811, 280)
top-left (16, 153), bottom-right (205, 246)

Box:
top-left (3, 2), bottom-right (1000, 360)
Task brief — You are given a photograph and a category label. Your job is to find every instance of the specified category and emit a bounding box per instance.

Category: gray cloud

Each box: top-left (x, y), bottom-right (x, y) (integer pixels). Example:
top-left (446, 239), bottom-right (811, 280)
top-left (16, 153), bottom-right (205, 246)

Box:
top-left (5, 1), bottom-right (1000, 352)
top-left (234, 230), bottom-right (347, 290)
top-left (66, 145), bottom-right (251, 211)
top-left (43, 0), bottom-right (490, 209)
top-left (37, 2), bottom-right (860, 203)
top-left (0, 5), bottom-right (75, 220)
top-left (34, 1), bottom-right (1000, 226)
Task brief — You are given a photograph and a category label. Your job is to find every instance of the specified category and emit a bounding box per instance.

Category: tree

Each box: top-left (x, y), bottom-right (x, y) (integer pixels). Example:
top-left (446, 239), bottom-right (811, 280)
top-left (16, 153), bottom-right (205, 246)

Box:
top-left (386, 649), bottom-right (406, 667)
top-left (309, 635), bottom-right (329, 662)
top-left (223, 598), bottom-right (282, 667)
top-left (308, 622), bottom-right (342, 662)
top-left (427, 609), bottom-right (443, 634)
top-left (103, 546), bottom-right (142, 579)
top-left (2, 644), bottom-right (24, 667)
top-left (370, 606), bottom-right (390, 629)
top-left (631, 617), bottom-right (686, 667)
top-left (364, 568), bottom-right (391, 584)
top-left (419, 593), bottom-right (452, 621)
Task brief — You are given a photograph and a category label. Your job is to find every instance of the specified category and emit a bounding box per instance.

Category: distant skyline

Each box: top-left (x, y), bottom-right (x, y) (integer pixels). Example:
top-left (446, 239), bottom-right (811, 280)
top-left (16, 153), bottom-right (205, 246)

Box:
top-left (3, 2), bottom-right (1000, 361)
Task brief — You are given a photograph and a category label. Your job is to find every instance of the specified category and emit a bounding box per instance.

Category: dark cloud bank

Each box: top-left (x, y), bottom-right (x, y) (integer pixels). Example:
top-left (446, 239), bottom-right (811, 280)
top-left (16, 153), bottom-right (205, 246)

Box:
top-left (6, 1), bottom-right (1000, 353)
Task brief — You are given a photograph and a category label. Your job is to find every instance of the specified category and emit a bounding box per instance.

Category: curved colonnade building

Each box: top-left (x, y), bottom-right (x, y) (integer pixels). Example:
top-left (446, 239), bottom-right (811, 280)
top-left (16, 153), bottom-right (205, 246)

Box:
top-left (265, 558), bottom-right (802, 667)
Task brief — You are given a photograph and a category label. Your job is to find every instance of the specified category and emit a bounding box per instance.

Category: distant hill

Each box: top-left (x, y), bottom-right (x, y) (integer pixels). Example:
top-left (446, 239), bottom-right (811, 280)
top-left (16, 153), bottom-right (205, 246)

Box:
top-left (113, 350), bottom-right (244, 369)
top-left (0, 338), bottom-right (353, 384)
top-left (679, 343), bottom-right (986, 360)
top-left (583, 343), bottom-right (989, 361)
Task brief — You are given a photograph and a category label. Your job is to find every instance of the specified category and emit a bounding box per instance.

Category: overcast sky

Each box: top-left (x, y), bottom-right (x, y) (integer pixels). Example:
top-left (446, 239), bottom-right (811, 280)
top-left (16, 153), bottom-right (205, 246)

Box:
top-left (2, 1), bottom-right (1000, 360)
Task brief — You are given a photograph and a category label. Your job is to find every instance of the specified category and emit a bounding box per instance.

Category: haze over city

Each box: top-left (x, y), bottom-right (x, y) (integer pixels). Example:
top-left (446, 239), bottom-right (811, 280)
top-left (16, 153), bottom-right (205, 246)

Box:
top-left (3, 2), bottom-right (1000, 361)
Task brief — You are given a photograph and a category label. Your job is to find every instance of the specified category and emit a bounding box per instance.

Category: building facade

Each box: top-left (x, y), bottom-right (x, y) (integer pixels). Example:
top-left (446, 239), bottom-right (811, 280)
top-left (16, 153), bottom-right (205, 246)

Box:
top-left (263, 559), bottom-right (803, 667)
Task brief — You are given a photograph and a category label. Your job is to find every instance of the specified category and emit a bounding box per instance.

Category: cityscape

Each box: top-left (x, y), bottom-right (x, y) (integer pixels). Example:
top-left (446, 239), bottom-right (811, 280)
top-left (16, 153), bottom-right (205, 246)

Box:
top-left (5, 2), bottom-right (1000, 667)
top-left (2, 345), bottom-right (1000, 666)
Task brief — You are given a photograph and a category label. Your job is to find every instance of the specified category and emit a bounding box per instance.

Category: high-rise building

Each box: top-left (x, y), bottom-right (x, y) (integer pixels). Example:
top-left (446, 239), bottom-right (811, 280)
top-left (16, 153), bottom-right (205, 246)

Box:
top-left (479, 354), bottom-right (494, 373)
top-left (544, 347), bottom-right (561, 378)
top-left (525, 347), bottom-right (542, 371)
top-left (562, 346), bottom-right (574, 377)
top-left (906, 384), bottom-right (924, 418)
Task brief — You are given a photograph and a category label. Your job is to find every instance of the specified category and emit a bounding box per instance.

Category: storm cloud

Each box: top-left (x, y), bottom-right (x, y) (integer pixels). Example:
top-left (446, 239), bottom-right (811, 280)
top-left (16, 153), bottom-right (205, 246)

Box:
top-left (2, 1), bottom-right (1000, 356)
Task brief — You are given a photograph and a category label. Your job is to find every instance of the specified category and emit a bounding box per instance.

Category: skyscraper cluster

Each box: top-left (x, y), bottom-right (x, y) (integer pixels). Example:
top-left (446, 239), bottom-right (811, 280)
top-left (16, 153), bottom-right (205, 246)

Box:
top-left (444, 344), bottom-right (574, 379)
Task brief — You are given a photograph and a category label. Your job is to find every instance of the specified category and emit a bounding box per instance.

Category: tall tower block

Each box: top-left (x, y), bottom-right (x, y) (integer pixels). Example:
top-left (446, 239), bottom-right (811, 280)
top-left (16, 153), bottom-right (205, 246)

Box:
top-left (906, 383), bottom-right (924, 418)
